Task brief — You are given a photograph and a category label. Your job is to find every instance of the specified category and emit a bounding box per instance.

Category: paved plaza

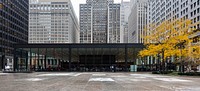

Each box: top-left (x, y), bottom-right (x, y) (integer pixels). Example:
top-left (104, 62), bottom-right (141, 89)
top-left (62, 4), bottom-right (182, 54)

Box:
top-left (0, 72), bottom-right (200, 91)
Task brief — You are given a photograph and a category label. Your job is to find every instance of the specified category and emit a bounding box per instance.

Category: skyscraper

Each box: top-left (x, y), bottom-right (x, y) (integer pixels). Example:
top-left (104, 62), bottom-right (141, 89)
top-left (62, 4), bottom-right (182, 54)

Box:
top-left (121, 0), bottom-right (131, 43)
top-left (0, 0), bottom-right (29, 70)
top-left (29, 0), bottom-right (79, 43)
top-left (128, 0), bottom-right (148, 43)
top-left (80, 0), bottom-right (121, 43)
top-left (137, 0), bottom-right (200, 72)
top-left (147, 0), bottom-right (200, 44)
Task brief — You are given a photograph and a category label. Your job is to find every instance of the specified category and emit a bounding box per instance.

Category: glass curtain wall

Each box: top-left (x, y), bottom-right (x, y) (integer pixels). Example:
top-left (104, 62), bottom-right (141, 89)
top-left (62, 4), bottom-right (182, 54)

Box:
top-left (14, 44), bottom-right (144, 72)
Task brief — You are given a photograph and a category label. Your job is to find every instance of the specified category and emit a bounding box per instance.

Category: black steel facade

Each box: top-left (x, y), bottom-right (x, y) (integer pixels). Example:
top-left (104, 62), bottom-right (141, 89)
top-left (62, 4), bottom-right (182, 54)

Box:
top-left (0, 0), bottom-right (29, 70)
top-left (14, 43), bottom-right (144, 72)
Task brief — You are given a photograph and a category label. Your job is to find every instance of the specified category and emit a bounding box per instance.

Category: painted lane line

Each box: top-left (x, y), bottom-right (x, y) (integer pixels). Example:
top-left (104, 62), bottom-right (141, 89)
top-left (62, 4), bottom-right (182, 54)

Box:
top-left (131, 79), bottom-right (151, 82)
top-left (92, 74), bottom-right (106, 76)
top-left (154, 78), bottom-right (192, 82)
top-left (16, 78), bottom-right (46, 82)
top-left (111, 75), bottom-right (128, 78)
top-left (36, 73), bottom-right (81, 77)
top-left (0, 73), bottom-right (8, 75)
top-left (89, 78), bottom-right (114, 82)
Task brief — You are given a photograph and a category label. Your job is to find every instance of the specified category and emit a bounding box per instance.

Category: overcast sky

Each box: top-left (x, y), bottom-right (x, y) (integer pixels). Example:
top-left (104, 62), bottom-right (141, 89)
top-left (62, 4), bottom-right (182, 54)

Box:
top-left (71, 0), bottom-right (130, 19)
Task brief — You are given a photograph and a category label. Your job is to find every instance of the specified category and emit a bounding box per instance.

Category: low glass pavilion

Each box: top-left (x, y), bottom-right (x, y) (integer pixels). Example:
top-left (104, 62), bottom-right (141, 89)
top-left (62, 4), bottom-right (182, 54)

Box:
top-left (13, 43), bottom-right (144, 72)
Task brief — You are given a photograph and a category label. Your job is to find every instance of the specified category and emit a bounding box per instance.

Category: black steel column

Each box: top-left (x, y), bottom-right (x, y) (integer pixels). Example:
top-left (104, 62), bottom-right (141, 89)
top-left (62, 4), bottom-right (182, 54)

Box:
top-left (20, 49), bottom-right (22, 71)
top-left (84, 55), bottom-right (86, 72)
top-left (93, 48), bottom-right (95, 71)
top-left (77, 48), bottom-right (80, 71)
top-left (42, 55), bottom-right (44, 70)
top-left (84, 48), bottom-right (87, 72)
top-left (109, 48), bottom-right (111, 64)
top-left (101, 48), bottom-right (103, 72)
top-left (69, 46), bottom-right (71, 72)
top-left (30, 48), bottom-right (32, 71)
top-left (61, 48), bottom-right (63, 69)
top-left (1, 55), bottom-right (4, 71)
top-left (37, 48), bottom-right (39, 71)
top-left (117, 48), bottom-right (119, 72)
top-left (13, 48), bottom-right (17, 71)
top-left (133, 48), bottom-right (136, 65)
top-left (53, 48), bottom-right (55, 67)
top-left (44, 48), bottom-right (47, 69)
top-left (125, 45), bottom-right (128, 72)
top-left (26, 51), bottom-right (28, 71)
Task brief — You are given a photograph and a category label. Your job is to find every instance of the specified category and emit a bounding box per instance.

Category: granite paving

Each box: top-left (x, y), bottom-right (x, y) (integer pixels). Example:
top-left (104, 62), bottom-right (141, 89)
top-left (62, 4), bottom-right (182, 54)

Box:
top-left (0, 72), bottom-right (200, 91)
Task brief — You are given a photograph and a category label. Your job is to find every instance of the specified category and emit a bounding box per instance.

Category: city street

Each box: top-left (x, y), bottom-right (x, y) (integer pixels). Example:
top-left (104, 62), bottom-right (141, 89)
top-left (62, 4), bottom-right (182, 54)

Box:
top-left (0, 72), bottom-right (200, 91)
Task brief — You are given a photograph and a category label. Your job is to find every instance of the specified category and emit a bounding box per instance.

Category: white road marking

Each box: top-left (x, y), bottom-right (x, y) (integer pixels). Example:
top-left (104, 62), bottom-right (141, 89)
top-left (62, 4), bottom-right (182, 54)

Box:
top-left (26, 78), bottom-right (45, 81)
top-left (154, 78), bottom-right (192, 82)
top-left (92, 74), bottom-right (106, 76)
top-left (16, 78), bottom-right (46, 82)
top-left (158, 85), bottom-right (193, 91)
top-left (130, 74), bottom-right (156, 77)
top-left (73, 73), bottom-right (82, 76)
top-left (0, 73), bottom-right (8, 75)
top-left (111, 75), bottom-right (128, 78)
top-left (36, 73), bottom-right (81, 77)
top-left (134, 77), bottom-right (147, 79)
top-left (89, 78), bottom-right (114, 82)
top-left (130, 74), bottom-right (166, 78)
top-left (131, 79), bottom-right (151, 82)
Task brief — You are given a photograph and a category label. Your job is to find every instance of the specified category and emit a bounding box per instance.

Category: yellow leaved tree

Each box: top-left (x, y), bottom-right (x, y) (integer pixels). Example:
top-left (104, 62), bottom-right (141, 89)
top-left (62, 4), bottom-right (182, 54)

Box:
top-left (139, 18), bottom-right (195, 72)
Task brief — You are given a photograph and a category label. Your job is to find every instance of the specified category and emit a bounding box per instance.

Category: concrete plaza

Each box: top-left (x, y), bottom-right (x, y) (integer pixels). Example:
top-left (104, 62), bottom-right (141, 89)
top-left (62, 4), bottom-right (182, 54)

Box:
top-left (0, 72), bottom-right (200, 91)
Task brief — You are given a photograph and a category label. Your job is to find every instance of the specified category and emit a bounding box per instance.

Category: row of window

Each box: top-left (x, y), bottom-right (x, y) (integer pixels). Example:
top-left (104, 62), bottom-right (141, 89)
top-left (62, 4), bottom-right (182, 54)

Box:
top-left (0, 0), bottom-right (28, 55)
top-left (29, 32), bottom-right (68, 34)
top-left (30, 26), bottom-right (69, 28)
top-left (191, 8), bottom-right (200, 17)
top-left (190, 0), bottom-right (200, 9)
top-left (30, 4), bottom-right (68, 8)
top-left (29, 37), bottom-right (68, 41)
top-left (0, 46), bottom-right (14, 56)
top-left (30, 7), bottom-right (69, 11)
top-left (29, 41), bottom-right (69, 43)
top-left (192, 15), bottom-right (200, 23)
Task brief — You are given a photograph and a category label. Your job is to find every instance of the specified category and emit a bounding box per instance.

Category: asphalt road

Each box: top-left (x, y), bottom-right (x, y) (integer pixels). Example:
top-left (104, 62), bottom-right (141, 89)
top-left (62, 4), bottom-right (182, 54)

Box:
top-left (0, 72), bottom-right (200, 91)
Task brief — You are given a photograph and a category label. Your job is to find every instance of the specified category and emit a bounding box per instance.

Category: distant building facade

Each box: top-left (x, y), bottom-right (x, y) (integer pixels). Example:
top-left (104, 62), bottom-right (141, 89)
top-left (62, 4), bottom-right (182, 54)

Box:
top-left (80, 0), bottom-right (121, 43)
top-left (29, 0), bottom-right (79, 43)
top-left (121, 0), bottom-right (130, 43)
top-left (0, 0), bottom-right (29, 70)
top-left (128, 0), bottom-right (148, 43)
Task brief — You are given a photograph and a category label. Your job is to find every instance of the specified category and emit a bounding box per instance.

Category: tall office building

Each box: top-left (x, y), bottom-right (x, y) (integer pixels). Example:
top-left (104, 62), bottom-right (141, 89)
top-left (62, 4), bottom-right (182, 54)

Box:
top-left (143, 0), bottom-right (200, 72)
top-left (121, 0), bottom-right (131, 43)
top-left (128, 0), bottom-right (148, 43)
top-left (29, 0), bottom-right (79, 43)
top-left (147, 0), bottom-right (200, 44)
top-left (80, 0), bottom-right (121, 43)
top-left (0, 0), bottom-right (29, 70)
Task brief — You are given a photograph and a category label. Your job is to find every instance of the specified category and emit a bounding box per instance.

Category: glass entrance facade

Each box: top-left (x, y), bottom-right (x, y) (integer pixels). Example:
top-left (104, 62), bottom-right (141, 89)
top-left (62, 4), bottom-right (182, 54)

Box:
top-left (13, 43), bottom-right (144, 72)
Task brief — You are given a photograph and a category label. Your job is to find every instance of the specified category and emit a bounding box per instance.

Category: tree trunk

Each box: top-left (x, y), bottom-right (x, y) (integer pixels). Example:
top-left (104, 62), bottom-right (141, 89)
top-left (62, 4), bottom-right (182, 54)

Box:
top-left (162, 50), bottom-right (165, 72)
